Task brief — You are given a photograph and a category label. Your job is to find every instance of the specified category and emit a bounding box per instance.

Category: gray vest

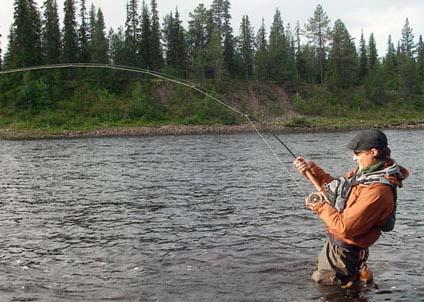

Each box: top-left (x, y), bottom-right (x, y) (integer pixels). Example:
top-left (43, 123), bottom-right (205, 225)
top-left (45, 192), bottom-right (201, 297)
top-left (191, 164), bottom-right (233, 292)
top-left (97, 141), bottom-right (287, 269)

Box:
top-left (325, 165), bottom-right (399, 232)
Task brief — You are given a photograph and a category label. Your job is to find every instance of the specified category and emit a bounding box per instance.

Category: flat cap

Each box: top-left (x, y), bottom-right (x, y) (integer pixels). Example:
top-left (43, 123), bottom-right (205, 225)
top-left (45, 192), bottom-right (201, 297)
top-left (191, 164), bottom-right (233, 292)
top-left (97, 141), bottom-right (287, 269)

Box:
top-left (347, 129), bottom-right (388, 151)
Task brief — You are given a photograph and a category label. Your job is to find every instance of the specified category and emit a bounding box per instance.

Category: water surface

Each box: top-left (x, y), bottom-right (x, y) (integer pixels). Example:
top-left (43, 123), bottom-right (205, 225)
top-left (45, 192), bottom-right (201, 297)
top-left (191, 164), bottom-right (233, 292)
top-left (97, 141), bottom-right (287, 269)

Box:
top-left (0, 130), bottom-right (422, 301)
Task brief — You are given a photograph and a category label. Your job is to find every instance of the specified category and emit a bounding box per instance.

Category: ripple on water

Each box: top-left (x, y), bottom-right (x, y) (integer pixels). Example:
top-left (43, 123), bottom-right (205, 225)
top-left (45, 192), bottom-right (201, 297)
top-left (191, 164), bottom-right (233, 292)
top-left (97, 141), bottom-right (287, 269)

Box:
top-left (0, 131), bottom-right (423, 301)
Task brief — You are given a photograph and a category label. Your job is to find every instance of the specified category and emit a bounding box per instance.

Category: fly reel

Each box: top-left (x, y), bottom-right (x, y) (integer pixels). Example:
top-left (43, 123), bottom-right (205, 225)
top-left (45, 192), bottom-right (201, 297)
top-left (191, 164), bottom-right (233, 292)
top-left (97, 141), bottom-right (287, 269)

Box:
top-left (307, 191), bottom-right (326, 204)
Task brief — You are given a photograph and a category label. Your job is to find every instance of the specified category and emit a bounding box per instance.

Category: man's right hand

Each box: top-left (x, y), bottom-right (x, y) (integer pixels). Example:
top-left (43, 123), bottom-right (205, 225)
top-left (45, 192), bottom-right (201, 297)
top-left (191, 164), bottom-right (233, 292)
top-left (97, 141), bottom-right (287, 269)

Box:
top-left (293, 157), bottom-right (314, 175)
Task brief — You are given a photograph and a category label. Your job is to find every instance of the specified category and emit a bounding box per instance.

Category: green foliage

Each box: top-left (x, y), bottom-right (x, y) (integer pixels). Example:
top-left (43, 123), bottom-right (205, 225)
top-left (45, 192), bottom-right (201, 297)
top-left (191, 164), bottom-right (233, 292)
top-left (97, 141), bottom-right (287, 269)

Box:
top-left (16, 72), bottom-right (50, 111)
top-left (62, 0), bottom-right (79, 63)
top-left (2, 0), bottom-right (424, 135)
top-left (284, 117), bottom-right (311, 128)
top-left (129, 82), bottom-right (162, 121)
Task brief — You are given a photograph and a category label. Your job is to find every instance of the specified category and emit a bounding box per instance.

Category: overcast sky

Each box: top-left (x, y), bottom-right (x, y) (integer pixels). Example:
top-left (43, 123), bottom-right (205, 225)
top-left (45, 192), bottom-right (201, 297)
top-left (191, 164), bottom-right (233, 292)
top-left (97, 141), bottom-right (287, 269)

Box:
top-left (1, 0), bottom-right (424, 58)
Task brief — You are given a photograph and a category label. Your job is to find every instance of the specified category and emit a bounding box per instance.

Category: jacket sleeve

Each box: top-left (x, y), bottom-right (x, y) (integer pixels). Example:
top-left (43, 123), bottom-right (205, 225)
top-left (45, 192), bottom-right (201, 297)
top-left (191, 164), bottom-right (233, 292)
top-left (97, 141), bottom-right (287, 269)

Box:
top-left (308, 162), bottom-right (334, 187)
top-left (313, 184), bottom-right (394, 239)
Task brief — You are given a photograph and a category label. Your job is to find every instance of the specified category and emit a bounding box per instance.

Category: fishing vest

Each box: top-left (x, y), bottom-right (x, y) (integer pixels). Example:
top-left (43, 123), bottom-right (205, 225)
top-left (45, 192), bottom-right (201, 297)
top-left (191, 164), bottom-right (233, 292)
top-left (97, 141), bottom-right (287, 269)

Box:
top-left (325, 167), bottom-right (398, 232)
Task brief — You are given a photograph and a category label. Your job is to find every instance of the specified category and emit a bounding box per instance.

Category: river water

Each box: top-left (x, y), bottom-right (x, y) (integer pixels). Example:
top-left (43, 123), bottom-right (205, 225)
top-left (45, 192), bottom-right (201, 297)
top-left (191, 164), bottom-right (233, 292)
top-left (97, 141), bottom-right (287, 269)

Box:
top-left (0, 129), bottom-right (422, 301)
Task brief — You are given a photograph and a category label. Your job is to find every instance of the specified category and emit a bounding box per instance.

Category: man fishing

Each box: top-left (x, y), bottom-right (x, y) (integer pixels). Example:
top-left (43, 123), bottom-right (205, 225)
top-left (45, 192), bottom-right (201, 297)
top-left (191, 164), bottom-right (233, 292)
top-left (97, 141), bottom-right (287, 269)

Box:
top-left (293, 129), bottom-right (409, 287)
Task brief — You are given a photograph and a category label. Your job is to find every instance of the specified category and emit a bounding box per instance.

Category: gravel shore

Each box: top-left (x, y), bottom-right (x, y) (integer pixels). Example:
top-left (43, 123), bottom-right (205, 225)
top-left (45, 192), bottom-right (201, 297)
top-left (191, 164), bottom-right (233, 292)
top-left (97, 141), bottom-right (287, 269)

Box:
top-left (1, 122), bottom-right (424, 140)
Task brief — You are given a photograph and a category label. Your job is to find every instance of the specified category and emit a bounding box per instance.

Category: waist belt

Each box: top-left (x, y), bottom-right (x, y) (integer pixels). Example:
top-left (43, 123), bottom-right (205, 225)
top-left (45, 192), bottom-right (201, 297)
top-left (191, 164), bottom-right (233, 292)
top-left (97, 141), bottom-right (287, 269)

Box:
top-left (328, 234), bottom-right (362, 253)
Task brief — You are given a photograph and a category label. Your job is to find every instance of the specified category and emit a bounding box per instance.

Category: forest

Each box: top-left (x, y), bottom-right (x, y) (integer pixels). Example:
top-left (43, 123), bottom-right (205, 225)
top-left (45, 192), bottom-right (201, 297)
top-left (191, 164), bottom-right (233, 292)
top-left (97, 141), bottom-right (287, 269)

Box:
top-left (0, 0), bottom-right (424, 133)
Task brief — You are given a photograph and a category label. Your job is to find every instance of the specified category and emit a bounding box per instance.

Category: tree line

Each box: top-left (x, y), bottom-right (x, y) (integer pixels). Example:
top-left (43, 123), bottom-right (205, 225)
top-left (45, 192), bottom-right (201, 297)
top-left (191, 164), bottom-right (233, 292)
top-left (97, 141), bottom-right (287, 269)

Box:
top-left (1, 0), bottom-right (424, 103)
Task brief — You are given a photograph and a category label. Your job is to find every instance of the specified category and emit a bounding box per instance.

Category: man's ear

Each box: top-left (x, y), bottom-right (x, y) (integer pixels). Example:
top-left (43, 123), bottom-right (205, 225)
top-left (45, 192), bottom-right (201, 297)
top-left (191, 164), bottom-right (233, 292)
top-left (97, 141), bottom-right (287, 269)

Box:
top-left (370, 148), bottom-right (379, 157)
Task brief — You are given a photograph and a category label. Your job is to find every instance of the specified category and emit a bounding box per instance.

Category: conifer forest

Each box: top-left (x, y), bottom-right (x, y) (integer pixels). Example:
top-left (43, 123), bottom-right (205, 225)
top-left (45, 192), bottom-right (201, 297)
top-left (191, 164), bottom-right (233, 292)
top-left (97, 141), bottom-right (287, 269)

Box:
top-left (1, 0), bottom-right (424, 133)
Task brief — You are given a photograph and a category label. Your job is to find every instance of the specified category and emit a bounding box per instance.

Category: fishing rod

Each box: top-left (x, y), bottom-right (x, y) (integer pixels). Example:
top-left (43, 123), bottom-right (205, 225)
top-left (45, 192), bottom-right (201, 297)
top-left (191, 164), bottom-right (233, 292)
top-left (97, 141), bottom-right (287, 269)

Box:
top-left (247, 116), bottom-right (328, 202)
top-left (0, 63), bottom-right (322, 199)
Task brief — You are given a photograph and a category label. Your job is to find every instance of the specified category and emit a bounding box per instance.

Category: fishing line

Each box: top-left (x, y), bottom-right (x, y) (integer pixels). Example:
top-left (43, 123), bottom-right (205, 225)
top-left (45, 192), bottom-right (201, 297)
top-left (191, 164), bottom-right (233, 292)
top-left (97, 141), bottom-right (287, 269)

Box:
top-left (0, 63), bottom-right (307, 196)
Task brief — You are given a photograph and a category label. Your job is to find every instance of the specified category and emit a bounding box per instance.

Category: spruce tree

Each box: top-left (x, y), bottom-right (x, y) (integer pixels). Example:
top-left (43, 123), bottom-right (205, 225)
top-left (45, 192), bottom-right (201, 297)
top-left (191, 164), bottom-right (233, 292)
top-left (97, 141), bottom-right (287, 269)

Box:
top-left (255, 18), bottom-right (268, 80)
top-left (206, 27), bottom-right (224, 82)
top-left (222, 0), bottom-right (235, 77)
top-left (211, 0), bottom-right (224, 32)
top-left (88, 4), bottom-right (96, 42)
top-left (267, 9), bottom-right (296, 83)
top-left (124, 0), bottom-right (140, 66)
top-left (268, 9), bottom-right (285, 80)
top-left (359, 30), bottom-right (368, 81)
top-left (188, 4), bottom-right (209, 81)
top-left (163, 10), bottom-right (184, 77)
top-left (8, 0), bottom-right (43, 67)
top-left (0, 34), bottom-right (2, 68)
top-left (149, 0), bottom-right (163, 71)
top-left (305, 4), bottom-right (331, 84)
top-left (109, 27), bottom-right (126, 65)
top-left (368, 33), bottom-right (378, 71)
top-left (91, 8), bottom-right (108, 64)
top-left (294, 21), bottom-right (308, 82)
top-left (140, 1), bottom-right (151, 69)
top-left (327, 19), bottom-right (358, 89)
top-left (417, 35), bottom-right (424, 83)
top-left (62, 0), bottom-right (79, 63)
top-left (384, 35), bottom-right (399, 90)
top-left (238, 15), bottom-right (255, 80)
top-left (78, 0), bottom-right (90, 62)
top-left (42, 0), bottom-right (61, 64)
top-left (401, 18), bottom-right (415, 59)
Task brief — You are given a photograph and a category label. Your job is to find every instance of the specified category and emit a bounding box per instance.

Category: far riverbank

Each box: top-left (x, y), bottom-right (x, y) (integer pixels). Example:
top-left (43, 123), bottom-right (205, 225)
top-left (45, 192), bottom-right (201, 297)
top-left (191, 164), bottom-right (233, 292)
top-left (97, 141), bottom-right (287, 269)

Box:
top-left (1, 119), bottom-right (424, 140)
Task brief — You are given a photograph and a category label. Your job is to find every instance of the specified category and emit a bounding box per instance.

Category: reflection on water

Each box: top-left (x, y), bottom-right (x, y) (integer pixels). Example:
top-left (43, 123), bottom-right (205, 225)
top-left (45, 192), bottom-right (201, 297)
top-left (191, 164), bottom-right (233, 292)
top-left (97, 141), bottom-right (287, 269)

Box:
top-left (0, 130), bottom-right (423, 301)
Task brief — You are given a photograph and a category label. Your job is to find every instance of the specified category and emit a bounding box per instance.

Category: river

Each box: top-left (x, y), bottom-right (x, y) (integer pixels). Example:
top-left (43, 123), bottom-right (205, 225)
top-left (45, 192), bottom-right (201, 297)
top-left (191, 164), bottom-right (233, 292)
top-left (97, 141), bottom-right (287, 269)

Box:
top-left (0, 129), bottom-right (422, 301)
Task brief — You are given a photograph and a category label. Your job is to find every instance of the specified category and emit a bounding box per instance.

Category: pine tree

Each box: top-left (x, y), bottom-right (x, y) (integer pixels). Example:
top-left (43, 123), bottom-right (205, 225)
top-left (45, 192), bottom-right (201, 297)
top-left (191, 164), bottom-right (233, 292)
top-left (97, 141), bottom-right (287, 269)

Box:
top-left (359, 30), bottom-right (368, 81)
top-left (78, 0), bottom-right (90, 62)
top-left (7, 0), bottom-right (43, 67)
top-left (91, 8), bottom-right (108, 64)
top-left (139, 1), bottom-right (151, 69)
top-left (305, 4), bottom-right (331, 84)
top-left (238, 15), bottom-right (255, 80)
top-left (327, 19), bottom-right (358, 89)
top-left (401, 18), bottom-right (415, 59)
top-left (368, 33), bottom-right (378, 71)
top-left (41, 0), bottom-right (61, 64)
top-left (62, 0), bottom-right (78, 63)
top-left (149, 0), bottom-right (163, 71)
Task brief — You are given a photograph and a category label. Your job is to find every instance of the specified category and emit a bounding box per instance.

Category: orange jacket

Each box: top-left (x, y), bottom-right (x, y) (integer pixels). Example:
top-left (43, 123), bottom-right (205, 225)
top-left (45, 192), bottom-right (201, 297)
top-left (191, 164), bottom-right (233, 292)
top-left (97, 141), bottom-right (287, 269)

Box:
top-left (308, 160), bottom-right (408, 249)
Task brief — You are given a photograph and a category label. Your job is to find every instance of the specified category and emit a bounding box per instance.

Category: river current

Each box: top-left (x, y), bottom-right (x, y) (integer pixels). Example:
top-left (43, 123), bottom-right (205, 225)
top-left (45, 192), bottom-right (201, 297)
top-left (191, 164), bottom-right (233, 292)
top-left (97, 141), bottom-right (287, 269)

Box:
top-left (0, 129), bottom-right (422, 301)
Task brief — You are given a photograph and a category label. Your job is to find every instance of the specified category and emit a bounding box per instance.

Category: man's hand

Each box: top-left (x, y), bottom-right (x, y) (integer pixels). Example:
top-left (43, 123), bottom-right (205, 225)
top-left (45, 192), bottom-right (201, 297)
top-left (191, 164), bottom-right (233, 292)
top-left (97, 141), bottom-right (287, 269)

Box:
top-left (293, 157), bottom-right (314, 175)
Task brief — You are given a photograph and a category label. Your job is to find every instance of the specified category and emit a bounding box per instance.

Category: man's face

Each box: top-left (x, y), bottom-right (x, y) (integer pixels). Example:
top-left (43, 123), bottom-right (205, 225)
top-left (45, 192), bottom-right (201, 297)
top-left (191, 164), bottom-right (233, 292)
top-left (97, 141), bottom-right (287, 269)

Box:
top-left (353, 148), bottom-right (378, 170)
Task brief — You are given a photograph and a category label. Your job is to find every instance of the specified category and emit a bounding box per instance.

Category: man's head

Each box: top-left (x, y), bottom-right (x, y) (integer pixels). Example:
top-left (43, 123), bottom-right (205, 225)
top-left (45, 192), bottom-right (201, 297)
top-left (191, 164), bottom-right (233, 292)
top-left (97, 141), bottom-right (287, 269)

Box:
top-left (347, 129), bottom-right (390, 169)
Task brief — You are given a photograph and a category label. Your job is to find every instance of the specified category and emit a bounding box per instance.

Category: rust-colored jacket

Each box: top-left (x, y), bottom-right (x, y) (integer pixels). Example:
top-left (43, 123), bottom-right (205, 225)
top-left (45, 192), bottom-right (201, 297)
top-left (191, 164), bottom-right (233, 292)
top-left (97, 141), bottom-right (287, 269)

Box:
top-left (308, 160), bottom-right (408, 249)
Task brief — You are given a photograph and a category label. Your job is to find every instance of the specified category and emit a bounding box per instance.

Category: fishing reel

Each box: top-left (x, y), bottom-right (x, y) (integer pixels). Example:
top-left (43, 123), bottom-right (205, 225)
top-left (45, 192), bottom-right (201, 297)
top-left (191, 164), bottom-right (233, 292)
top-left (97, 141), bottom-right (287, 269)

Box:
top-left (307, 191), bottom-right (326, 204)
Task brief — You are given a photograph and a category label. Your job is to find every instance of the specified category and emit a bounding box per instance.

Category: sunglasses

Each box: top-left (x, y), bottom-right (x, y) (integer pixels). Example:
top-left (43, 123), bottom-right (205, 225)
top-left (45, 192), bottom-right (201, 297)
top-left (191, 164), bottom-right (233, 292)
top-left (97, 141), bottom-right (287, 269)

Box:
top-left (353, 150), bottom-right (367, 156)
top-left (353, 150), bottom-right (369, 156)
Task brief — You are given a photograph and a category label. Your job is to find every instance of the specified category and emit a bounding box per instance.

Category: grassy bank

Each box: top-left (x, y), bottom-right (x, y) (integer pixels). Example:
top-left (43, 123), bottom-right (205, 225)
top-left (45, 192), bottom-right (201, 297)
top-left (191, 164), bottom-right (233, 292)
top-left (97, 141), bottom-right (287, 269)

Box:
top-left (1, 72), bottom-right (424, 139)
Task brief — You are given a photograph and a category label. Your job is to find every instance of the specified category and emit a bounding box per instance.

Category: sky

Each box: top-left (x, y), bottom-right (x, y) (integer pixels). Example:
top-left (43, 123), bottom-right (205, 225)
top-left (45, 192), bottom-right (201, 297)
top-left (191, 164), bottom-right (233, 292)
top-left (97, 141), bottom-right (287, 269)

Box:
top-left (1, 0), bottom-right (424, 58)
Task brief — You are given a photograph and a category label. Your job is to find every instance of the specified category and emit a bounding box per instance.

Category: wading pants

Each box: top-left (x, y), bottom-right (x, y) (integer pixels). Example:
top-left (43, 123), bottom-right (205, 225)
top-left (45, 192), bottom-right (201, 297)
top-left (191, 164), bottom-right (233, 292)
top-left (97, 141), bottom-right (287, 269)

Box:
top-left (312, 239), bottom-right (367, 285)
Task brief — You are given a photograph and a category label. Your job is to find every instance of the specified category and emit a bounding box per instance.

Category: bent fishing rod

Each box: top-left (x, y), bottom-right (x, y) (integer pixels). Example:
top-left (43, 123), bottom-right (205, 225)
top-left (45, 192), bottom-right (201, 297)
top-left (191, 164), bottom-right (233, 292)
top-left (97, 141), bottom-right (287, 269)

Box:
top-left (0, 63), bottom-right (326, 200)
